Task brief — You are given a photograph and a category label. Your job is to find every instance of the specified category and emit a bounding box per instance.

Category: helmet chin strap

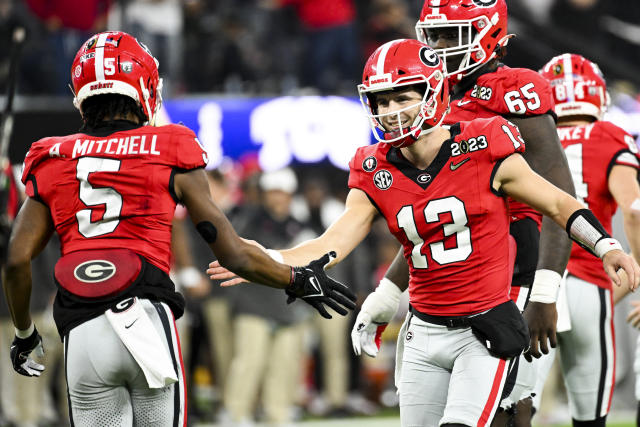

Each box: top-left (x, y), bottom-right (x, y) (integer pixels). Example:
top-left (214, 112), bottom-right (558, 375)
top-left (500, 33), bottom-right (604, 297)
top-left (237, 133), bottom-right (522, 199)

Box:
top-left (139, 77), bottom-right (154, 125)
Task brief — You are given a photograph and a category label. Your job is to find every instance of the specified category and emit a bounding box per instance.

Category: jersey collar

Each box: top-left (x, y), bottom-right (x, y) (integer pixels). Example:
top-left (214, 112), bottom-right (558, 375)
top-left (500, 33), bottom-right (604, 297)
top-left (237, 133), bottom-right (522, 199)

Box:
top-left (386, 123), bottom-right (461, 190)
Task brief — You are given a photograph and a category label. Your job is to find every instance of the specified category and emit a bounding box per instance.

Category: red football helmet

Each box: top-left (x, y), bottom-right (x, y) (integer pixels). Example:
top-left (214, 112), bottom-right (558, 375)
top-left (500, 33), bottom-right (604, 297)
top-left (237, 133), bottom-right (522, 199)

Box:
top-left (416, 0), bottom-right (510, 80)
top-left (358, 39), bottom-right (449, 148)
top-left (540, 53), bottom-right (609, 121)
top-left (71, 31), bottom-right (163, 124)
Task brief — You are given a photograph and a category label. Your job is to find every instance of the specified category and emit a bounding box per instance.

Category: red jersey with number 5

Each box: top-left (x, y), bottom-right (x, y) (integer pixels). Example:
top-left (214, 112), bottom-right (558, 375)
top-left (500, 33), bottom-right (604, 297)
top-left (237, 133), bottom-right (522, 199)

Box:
top-left (21, 123), bottom-right (207, 273)
top-left (445, 65), bottom-right (554, 225)
top-left (560, 121), bottom-right (640, 289)
top-left (349, 117), bottom-right (525, 316)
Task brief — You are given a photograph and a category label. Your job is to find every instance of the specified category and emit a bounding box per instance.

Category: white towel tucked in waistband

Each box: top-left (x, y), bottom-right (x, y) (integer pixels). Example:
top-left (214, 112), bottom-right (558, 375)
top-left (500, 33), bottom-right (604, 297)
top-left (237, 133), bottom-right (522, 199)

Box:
top-left (105, 297), bottom-right (178, 388)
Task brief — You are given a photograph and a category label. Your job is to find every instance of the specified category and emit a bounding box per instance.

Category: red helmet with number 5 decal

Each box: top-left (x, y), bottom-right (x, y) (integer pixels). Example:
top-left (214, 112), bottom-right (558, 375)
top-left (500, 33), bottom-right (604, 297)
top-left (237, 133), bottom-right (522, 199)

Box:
top-left (358, 39), bottom-right (449, 148)
top-left (416, 0), bottom-right (510, 80)
top-left (540, 53), bottom-right (609, 121)
top-left (71, 31), bottom-right (163, 124)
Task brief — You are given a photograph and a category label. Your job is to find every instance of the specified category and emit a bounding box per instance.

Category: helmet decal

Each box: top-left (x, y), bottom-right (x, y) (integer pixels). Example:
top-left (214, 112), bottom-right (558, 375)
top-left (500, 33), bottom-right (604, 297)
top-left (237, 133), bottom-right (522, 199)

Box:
top-left (420, 47), bottom-right (440, 67)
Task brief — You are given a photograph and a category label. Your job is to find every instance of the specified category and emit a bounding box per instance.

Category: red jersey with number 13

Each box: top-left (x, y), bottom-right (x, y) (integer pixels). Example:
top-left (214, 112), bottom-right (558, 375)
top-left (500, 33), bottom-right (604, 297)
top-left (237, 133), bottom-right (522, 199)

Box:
top-left (561, 121), bottom-right (640, 289)
top-left (21, 123), bottom-right (207, 273)
top-left (349, 117), bottom-right (524, 316)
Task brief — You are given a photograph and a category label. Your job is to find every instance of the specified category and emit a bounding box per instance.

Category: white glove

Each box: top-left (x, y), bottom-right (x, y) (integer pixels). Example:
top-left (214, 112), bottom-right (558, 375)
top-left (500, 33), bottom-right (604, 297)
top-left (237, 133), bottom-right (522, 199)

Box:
top-left (351, 278), bottom-right (403, 357)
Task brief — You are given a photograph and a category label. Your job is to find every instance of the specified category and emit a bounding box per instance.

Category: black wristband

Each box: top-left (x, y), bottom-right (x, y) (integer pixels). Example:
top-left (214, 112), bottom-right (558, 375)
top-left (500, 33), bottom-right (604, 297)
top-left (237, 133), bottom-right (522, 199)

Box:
top-left (566, 208), bottom-right (611, 257)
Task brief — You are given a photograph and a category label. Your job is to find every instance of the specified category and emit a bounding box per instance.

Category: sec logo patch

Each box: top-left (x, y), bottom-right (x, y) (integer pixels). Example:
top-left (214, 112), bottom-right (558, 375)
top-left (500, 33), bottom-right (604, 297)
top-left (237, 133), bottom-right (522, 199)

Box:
top-left (374, 170), bottom-right (393, 190)
top-left (362, 156), bottom-right (377, 172)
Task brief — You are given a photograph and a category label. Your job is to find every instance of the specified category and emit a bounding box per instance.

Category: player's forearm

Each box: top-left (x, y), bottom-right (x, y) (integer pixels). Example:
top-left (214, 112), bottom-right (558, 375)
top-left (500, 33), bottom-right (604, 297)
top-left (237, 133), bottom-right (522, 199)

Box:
top-left (279, 237), bottom-right (336, 267)
top-left (622, 210), bottom-right (640, 263)
top-left (536, 217), bottom-right (571, 274)
top-left (280, 227), bottom-right (355, 267)
top-left (221, 242), bottom-right (292, 289)
top-left (383, 248), bottom-right (409, 292)
top-left (2, 261), bottom-right (33, 330)
top-left (524, 124), bottom-right (575, 274)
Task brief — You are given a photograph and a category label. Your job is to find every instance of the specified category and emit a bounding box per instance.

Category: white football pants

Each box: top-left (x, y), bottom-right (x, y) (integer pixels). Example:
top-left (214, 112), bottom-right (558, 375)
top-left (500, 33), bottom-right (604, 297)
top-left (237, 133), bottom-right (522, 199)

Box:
top-left (397, 314), bottom-right (511, 427)
top-left (64, 299), bottom-right (186, 426)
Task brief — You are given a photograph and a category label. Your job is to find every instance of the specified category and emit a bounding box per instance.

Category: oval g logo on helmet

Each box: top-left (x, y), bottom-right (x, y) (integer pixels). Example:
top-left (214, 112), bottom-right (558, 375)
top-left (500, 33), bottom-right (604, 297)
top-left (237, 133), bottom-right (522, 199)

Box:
top-left (472, 0), bottom-right (498, 6)
top-left (74, 260), bottom-right (117, 283)
top-left (419, 47), bottom-right (440, 67)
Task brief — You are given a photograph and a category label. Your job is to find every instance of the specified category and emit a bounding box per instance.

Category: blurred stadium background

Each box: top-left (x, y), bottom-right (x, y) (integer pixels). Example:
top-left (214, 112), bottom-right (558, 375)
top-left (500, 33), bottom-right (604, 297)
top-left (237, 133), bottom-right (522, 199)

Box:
top-left (1, 0), bottom-right (640, 426)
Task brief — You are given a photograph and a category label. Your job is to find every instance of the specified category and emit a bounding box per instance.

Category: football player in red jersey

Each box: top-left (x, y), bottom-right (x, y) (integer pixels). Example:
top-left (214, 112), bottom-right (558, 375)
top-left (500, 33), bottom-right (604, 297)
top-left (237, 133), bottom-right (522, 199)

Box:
top-left (531, 54), bottom-right (640, 427)
top-left (357, 1), bottom-right (577, 424)
top-left (1, 31), bottom-right (355, 426)
top-left (208, 39), bottom-right (640, 427)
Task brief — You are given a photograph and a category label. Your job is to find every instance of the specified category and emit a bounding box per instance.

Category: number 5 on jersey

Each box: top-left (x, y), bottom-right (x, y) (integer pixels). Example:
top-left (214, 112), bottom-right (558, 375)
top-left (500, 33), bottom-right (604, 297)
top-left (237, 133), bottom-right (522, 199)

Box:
top-left (76, 157), bottom-right (123, 238)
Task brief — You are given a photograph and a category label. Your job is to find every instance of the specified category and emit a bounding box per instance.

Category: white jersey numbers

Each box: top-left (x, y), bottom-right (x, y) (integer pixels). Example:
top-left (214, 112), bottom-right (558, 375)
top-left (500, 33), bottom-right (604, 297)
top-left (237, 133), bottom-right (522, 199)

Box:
top-left (76, 157), bottom-right (123, 238)
top-left (396, 197), bottom-right (472, 269)
top-left (504, 82), bottom-right (541, 115)
top-left (564, 144), bottom-right (589, 208)
top-left (501, 124), bottom-right (524, 149)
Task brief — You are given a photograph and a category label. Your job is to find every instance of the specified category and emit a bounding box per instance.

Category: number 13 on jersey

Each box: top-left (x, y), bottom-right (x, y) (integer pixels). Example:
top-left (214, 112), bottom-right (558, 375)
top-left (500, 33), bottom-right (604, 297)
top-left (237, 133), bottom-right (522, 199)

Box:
top-left (397, 196), bottom-right (472, 269)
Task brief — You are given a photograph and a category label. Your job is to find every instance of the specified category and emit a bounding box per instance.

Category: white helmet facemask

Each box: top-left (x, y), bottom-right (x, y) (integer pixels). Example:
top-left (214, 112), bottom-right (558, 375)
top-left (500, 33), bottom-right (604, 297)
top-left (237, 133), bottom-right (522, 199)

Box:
top-left (416, 15), bottom-right (496, 79)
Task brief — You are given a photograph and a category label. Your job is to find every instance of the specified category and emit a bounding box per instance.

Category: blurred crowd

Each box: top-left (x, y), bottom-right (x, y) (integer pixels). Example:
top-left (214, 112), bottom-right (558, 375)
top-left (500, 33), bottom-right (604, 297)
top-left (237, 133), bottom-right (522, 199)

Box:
top-left (0, 0), bottom-right (639, 98)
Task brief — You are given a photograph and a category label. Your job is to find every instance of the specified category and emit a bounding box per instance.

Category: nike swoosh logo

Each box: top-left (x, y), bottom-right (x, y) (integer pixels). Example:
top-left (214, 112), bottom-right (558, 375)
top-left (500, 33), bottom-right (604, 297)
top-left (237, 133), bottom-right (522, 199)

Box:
top-left (307, 276), bottom-right (323, 297)
top-left (458, 100), bottom-right (472, 106)
top-left (450, 157), bottom-right (470, 171)
top-left (125, 319), bottom-right (138, 329)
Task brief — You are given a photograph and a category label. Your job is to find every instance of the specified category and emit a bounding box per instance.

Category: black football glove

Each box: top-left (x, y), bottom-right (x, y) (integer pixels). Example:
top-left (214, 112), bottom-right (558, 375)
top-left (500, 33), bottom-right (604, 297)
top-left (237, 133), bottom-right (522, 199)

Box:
top-left (10, 327), bottom-right (45, 377)
top-left (285, 251), bottom-right (357, 319)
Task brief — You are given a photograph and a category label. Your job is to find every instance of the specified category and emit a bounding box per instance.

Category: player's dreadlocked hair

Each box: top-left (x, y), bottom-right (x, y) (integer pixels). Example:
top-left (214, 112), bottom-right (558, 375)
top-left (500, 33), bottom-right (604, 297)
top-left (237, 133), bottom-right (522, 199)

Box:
top-left (80, 94), bottom-right (147, 131)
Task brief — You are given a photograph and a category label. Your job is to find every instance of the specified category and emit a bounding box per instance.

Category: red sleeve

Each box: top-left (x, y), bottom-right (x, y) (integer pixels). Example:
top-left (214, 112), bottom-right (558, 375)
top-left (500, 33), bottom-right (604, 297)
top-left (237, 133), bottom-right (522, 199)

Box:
top-left (600, 122), bottom-right (640, 170)
top-left (486, 68), bottom-right (554, 117)
top-left (487, 117), bottom-right (526, 162)
top-left (166, 125), bottom-right (208, 170)
top-left (347, 152), bottom-right (363, 190)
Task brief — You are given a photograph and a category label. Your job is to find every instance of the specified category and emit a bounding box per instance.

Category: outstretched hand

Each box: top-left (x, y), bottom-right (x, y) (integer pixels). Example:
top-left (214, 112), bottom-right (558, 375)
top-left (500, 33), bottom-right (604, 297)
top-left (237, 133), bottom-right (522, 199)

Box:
top-left (286, 252), bottom-right (357, 319)
top-left (603, 249), bottom-right (640, 291)
top-left (207, 260), bottom-right (248, 287)
top-left (523, 301), bottom-right (557, 362)
top-left (627, 300), bottom-right (640, 329)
